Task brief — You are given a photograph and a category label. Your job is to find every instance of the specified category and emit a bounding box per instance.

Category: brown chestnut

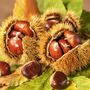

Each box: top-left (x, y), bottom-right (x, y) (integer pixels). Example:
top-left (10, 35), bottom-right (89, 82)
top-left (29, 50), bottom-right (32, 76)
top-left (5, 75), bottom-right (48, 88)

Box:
top-left (49, 40), bottom-right (62, 60)
top-left (64, 30), bottom-right (81, 48)
top-left (9, 30), bottom-right (22, 38)
top-left (8, 37), bottom-right (23, 56)
top-left (58, 39), bottom-right (71, 53)
top-left (45, 20), bottom-right (59, 30)
top-left (0, 61), bottom-right (10, 76)
top-left (14, 21), bottom-right (33, 36)
top-left (50, 71), bottom-right (69, 89)
top-left (21, 61), bottom-right (42, 79)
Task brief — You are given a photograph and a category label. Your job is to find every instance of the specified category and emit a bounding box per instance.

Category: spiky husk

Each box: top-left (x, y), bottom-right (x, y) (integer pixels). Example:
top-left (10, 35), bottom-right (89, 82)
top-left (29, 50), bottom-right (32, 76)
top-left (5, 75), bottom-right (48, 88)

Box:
top-left (41, 8), bottom-right (63, 22)
top-left (19, 36), bottom-right (38, 64)
top-left (41, 8), bottom-right (63, 31)
top-left (0, 16), bottom-right (18, 65)
top-left (49, 23), bottom-right (74, 37)
top-left (37, 23), bottom-right (74, 66)
top-left (51, 40), bottom-right (90, 75)
top-left (0, 16), bottom-right (43, 65)
top-left (37, 32), bottom-right (52, 66)
top-left (30, 16), bottom-right (46, 38)
top-left (64, 11), bottom-right (81, 31)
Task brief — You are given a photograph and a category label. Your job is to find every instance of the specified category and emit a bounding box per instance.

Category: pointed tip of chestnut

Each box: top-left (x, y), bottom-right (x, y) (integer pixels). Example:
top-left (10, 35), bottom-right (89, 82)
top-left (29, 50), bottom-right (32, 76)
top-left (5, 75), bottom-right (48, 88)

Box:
top-left (50, 71), bottom-right (70, 89)
top-left (21, 61), bottom-right (42, 79)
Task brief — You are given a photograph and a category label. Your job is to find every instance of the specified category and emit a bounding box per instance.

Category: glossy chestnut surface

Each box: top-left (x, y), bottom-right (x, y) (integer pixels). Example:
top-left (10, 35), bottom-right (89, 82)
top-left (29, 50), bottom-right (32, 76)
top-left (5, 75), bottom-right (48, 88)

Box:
top-left (45, 20), bottom-right (60, 30)
top-left (22, 61), bottom-right (42, 79)
top-left (14, 21), bottom-right (33, 37)
top-left (0, 61), bottom-right (10, 76)
top-left (8, 37), bottom-right (23, 56)
top-left (64, 30), bottom-right (81, 48)
top-left (45, 13), bottom-right (61, 30)
top-left (9, 30), bottom-right (22, 38)
top-left (50, 71), bottom-right (68, 89)
top-left (58, 39), bottom-right (71, 53)
top-left (49, 40), bottom-right (62, 60)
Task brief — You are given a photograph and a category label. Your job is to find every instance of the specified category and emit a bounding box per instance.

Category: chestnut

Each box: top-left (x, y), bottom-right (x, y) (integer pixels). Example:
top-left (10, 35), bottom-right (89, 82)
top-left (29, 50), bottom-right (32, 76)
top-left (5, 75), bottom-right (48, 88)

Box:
top-left (50, 71), bottom-right (69, 89)
top-left (8, 37), bottom-right (23, 56)
top-left (45, 13), bottom-right (61, 30)
top-left (21, 61), bottom-right (42, 79)
top-left (45, 20), bottom-right (60, 30)
top-left (49, 40), bottom-right (62, 60)
top-left (9, 30), bottom-right (22, 38)
top-left (58, 39), bottom-right (71, 53)
top-left (14, 21), bottom-right (33, 37)
top-left (0, 61), bottom-right (10, 76)
top-left (64, 30), bottom-right (81, 48)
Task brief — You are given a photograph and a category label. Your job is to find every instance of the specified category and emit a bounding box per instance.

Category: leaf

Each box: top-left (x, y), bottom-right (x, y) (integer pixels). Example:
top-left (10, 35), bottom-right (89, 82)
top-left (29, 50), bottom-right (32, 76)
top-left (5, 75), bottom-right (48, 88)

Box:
top-left (13, 0), bottom-right (39, 20)
top-left (66, 0), bottom-right (83, 17)
top-left (36, 0), bottom-right (66, 14)
top-left (13, 0), bottom-right (26, 19)
top-left (79, 11), bottom-right (90, 39)
top-left (75, 66), bottom-right (90, 78)
top-left (72, 76), bottom-right (90, 90)
top-left (8, 68), bottom-right (53, 90)
top-left (80, 11), bottom-right (90, 32)
top-left (65, 83), bottom-right (77, 90)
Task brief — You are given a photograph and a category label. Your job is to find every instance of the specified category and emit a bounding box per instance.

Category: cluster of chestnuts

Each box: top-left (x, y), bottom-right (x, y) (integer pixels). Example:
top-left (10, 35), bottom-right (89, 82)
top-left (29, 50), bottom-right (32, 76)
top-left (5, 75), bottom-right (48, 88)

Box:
top-left (7, 20), bottom-right (34, 56)
top-left (48, 30), bottom-right (81, 60)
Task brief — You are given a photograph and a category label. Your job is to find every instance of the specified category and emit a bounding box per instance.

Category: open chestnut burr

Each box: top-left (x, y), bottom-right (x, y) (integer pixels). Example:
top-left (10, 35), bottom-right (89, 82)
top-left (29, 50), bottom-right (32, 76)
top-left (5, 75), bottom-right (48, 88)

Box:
top-left (38, 20), bottom-right (90, 75)
top-left (41, 9), bottom-right (62, 30)
top-left (0, 15), bottom-right (45, 65)
top-left (6, 20), bottom-right (36, 56)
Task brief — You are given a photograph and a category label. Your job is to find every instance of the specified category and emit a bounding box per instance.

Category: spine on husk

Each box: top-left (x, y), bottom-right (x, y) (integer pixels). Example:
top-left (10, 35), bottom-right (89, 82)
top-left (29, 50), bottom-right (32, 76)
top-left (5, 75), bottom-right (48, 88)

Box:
top-left (0, 16), bottom-right (45, 65)
top-left (37, 10), bottom-right (90, 75)
top-left (51, 39), bottom-right (90, 75)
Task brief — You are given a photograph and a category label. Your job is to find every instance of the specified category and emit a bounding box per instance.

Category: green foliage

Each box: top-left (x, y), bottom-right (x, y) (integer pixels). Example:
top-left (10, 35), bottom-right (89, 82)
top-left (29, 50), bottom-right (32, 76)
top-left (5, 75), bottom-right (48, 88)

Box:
top-left (8, 68), bottom-right (53, 90)
top-left (80, 11), bottom-right (90, 32)
top-left (63, 0), bottom-right (83, 17)
top-left (36, 0), bottom-right (66, 14)
top-left (3, 0), bottom-right (90, 90)
top-left (72, 76), bottom-right (90, 90)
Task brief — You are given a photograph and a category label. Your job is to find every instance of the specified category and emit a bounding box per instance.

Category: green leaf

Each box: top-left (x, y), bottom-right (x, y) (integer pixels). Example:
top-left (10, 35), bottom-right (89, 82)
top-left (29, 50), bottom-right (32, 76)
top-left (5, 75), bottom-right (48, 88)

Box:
top-left (13, 0), bottom-right (26, 19)
top-left (8, 68), bottom-right (53, 90)
top-left (72, 76), bottom-right (90, 90)
top-left (75, 66), bottom-right (90, 78)
top-left (37, 0), bottom-right (66, 14)
top-left (80, 11), bottom-right (90, 32)
top-left (65, 83), bottom-right (77, 90)
top-left (10, 64), bottom-right (21, 73)
top-left (67, 0), bottom-right (83, 17)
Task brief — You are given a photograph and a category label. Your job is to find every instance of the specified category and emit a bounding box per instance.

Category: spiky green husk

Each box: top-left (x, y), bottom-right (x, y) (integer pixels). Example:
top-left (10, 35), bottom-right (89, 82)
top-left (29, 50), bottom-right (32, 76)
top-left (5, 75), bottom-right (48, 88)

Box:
top-left (0, 17), bottom-right (17, 65)
top-left (51, 40), bottom-right (90, 75)
top-left (30, 16), bottom-right (46, 38)
top-left (64, 11), bottom-right (81, 31)
top-left (37, 32), bottom-right (52, 66)
top-left (0, 16), bottom-right (44, 65)
top-left (19, 37), bottom-right (38, 64)
top-left (49, 23), bottom-right (74, 37)
top-left (41, 8), bottom-right (63, 22)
